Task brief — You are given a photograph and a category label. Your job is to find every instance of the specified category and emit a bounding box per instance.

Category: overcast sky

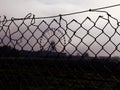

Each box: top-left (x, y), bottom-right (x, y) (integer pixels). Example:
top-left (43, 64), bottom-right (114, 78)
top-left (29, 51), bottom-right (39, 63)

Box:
top-left (1, 0), bottom-right (120, 57)
top-left (0, 0), bottom-right (120, 19)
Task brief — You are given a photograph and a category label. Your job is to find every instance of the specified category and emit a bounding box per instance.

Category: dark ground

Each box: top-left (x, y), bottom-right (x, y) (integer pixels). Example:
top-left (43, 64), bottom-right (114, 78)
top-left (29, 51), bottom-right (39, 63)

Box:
top-left (0, 43), bottom-right (120, 89)
top-left (0, 58), bottom-right (120, 90)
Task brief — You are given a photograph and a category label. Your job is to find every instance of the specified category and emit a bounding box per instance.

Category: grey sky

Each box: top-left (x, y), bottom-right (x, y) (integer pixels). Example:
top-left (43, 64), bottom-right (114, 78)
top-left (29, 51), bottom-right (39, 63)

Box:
top-left (1, 0), bottom-right (120, 57)
top-left (0, 0), bottom-right (120, 19)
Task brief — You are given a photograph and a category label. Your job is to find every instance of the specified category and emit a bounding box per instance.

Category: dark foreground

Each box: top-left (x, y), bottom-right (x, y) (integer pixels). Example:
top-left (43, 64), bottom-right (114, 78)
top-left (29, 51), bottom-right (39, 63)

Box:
top-left (0, 58), bottom-right (120, 90)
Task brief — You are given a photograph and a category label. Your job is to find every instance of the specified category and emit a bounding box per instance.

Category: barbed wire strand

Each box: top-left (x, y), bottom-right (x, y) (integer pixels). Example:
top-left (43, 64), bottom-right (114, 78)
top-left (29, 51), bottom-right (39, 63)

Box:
top-left (3, 3), bottom-right (120, 21)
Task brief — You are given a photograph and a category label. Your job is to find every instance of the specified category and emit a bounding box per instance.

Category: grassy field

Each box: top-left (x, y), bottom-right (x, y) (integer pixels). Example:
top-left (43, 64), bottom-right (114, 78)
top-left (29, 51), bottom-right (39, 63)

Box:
top-left (0, 57), bottom-right (120, 90)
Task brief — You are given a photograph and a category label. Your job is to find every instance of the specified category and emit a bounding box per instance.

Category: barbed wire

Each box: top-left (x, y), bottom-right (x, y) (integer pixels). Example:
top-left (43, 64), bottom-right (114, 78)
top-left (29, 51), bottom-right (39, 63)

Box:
top-left (0, 3), bottom-right (120, 22)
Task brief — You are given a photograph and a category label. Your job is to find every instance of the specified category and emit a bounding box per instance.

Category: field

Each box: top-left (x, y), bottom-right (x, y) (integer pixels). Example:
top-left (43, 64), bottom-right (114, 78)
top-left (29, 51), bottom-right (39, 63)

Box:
top-left (0, 57), bottom-right (120, 90)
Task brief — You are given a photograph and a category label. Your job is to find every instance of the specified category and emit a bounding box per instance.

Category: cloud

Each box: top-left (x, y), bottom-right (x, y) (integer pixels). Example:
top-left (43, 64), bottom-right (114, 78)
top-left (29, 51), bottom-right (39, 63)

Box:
top-left (0, 0), bottom-right (120, 18)
top-left (0, 0), bottom-right (120, 56)
top-left (0, 0), bottom-right (84, 18)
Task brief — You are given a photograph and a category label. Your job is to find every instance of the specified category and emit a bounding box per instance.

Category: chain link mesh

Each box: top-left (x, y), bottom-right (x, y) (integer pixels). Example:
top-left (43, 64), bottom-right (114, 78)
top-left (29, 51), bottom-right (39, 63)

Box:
top-left (0, 11), bottom-right (120, 89)
top-left (0, 11), bottom-right (120, 58)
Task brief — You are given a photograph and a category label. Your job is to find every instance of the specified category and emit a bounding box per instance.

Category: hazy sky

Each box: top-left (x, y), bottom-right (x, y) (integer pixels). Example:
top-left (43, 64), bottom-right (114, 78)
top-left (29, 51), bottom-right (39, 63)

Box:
top-left (1, 0), bottom-right (120, 57)
top-left (0, 0), bottom-right (120, 19)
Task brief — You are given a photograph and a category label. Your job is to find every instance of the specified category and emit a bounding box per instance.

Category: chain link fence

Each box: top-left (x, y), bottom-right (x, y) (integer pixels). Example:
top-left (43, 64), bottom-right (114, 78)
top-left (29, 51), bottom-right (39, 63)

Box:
top-left (0, 10), bottom-right (120, 58)
top-left (0, 10), bottom-right (120, 89)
